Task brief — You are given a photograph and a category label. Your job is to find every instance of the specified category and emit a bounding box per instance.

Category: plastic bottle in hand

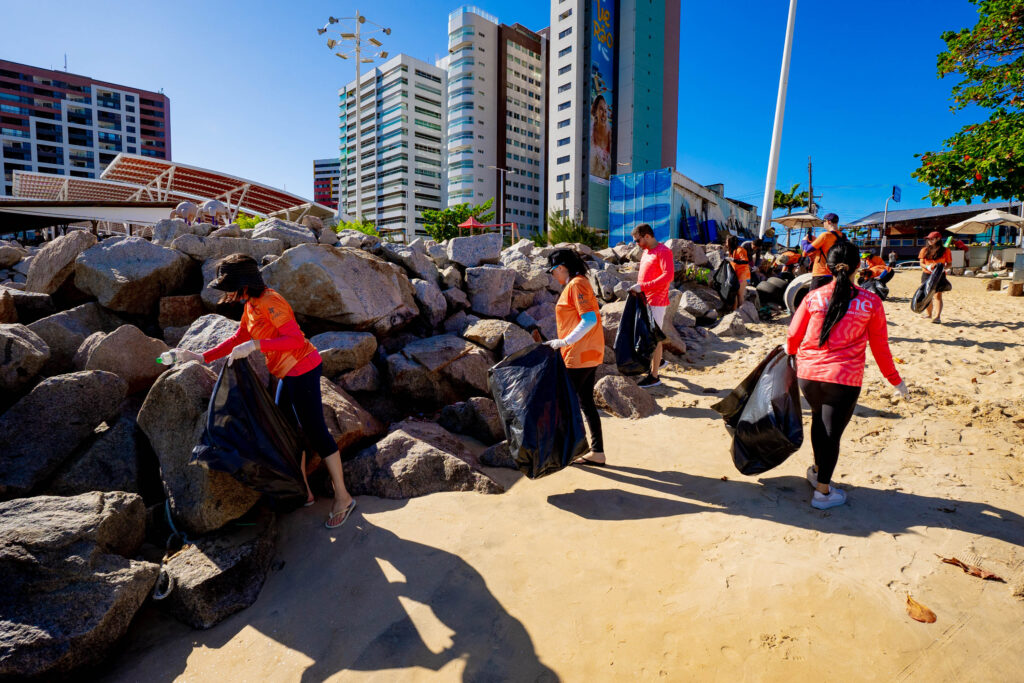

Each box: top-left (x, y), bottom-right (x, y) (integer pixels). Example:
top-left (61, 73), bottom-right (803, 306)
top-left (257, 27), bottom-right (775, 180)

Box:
top-left (157, 350), bottom-right (179, 365)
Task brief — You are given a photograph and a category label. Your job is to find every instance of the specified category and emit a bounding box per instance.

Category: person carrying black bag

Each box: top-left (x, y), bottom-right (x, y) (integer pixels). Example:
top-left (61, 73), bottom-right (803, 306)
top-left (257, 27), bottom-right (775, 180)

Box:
top-left (545, 249), bottom-right (606, 466)
top-left (918, 232), bottom-right (953, 324)
top-left (787, 242), bottom-right (909, 510)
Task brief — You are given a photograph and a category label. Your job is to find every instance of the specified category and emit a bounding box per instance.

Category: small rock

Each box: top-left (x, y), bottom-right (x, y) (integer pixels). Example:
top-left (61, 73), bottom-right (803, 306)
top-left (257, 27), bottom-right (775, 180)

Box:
top-left (443, 287), bottom-right (470, 313)
top-left (310, 331), bottom-right (377, 378)
top-left (0, 323), bottom-right (49, 392)
top-left (412, 277), bottom-right (447, 328)
top-left (711, 312), bottom-right (748, 337)
top-left (251, 218), bottom-right (316, 250)
top-left (465, 265), bottom-right (515, 317)
top-left (382, 242), bottom-right (441, 284)
top-left (446, 232), bottom-right (502, 268)
top-left (0, 289), bottom-right (16, 323)
top-left (480, 440), bottom-right (517, 468)
top-left (337, 362), bottom-right (380, 393)
top-left (402, 334), bottom-right (476, 372)
top-left (440, 265), bottom-right (463, 289)
top-left (320, 378), bottom-right (385, 452)
top-left (594, 375), bottom-right (659, 418)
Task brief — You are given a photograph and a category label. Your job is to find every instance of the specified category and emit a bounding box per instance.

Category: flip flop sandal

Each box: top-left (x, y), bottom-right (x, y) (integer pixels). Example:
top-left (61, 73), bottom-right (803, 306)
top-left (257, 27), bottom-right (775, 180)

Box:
top-left (304, 494), bottom-right (315, 508)
top-left (325, 499), bottom-right (357, 529)
top-left (572, 457), bottom-right (606, 467)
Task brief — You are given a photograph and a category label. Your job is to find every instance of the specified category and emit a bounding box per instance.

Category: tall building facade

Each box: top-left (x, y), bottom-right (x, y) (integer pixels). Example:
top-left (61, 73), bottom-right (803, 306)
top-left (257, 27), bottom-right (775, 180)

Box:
top-left (338, 54), bottom-right (447, 241)
top-left (312, 157), bottom-right (341, 210)
top-left (0, 59), bottom-right (171, 197)
top-left (545, 0), bottom-right (679, 231)
top-left (444, 6), bottom-right (547, 235)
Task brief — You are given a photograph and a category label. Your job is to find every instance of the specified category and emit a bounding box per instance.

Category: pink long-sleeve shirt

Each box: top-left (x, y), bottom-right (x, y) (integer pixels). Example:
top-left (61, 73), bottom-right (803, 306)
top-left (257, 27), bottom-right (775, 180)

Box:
top-left (637, 243), bottom-right (674, 307)
top-left (786, 281), bottom-right (901, 388)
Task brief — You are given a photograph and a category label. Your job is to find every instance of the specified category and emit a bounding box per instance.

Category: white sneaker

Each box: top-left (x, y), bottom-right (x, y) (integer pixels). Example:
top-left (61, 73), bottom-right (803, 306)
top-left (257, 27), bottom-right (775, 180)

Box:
top-left (806, 466), bottom-right (819, 489)
top-left (811, 486), bottom-right (847, 510)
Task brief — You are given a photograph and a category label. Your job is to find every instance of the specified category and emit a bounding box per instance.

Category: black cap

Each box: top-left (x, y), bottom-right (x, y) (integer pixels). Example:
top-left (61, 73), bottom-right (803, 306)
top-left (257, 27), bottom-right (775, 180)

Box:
top-left (823, 212), bottom-right (839, 224)
top-left (546, 248), bottom-right (576, 272)
top-left (210, 254), bottom-right (265, 292)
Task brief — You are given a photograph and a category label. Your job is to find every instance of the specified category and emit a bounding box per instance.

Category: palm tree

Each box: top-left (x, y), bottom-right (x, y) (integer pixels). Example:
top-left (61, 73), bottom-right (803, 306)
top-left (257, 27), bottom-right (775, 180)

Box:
top-left (773, 183), bottom-right (810, 215)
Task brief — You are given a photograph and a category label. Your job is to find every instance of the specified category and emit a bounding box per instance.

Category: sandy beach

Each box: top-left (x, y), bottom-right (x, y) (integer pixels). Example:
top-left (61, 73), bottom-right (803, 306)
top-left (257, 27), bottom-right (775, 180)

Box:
top-left (101, 271), bottom-right (1024, 682)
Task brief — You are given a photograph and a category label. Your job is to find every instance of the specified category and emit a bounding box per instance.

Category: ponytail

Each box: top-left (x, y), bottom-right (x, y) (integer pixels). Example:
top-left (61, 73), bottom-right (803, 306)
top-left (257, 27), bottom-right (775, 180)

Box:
top-left (818, 241), bottom-right (861, 347)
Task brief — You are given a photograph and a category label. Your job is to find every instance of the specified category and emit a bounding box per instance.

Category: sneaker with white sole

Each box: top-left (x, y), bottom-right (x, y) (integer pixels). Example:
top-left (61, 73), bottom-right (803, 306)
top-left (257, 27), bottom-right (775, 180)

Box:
top-left (806, 466), bottom-right (819, 489)
top-left (811, 486), bottom-right (847, 510)
top-left (637, 374), bottom-right (661, 388)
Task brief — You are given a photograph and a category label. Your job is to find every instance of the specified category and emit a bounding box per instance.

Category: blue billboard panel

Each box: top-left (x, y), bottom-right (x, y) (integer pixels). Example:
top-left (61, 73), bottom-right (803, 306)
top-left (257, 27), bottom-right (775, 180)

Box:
top-left (608, 168), bottom-right (673, 245)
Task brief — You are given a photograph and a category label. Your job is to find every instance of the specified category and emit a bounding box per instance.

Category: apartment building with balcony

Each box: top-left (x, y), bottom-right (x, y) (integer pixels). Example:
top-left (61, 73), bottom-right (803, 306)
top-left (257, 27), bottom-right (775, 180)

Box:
top-left (0, 59), bottom-right (170, 197)
top-left (338, 54), bottom-right (447, 241)
top-left (313, 157), bottom-right (341, 210)
top-left (545, 0), bottom-right (679, 231)
top-left (444, 6), bottom-right (547, 236)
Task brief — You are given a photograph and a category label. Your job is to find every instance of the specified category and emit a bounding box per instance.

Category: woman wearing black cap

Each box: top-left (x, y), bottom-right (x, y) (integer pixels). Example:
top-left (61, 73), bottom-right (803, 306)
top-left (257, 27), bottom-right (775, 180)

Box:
top-left (169, 253), bottom-right (357, 529)
top-left (545, 249), bottom-right (606, 466)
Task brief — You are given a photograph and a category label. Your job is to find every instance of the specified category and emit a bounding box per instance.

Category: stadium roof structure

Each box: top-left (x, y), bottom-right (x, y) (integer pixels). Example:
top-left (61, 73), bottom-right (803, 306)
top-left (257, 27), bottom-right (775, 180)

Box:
top-left (101, 154), bottom-right (331, 218)
top-left (11, 154), bottom-right (335, 222)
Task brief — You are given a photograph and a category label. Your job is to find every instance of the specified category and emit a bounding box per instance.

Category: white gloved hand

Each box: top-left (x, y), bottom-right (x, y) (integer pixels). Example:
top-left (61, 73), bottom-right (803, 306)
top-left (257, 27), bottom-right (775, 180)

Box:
top-left (629, 284), bottom-right (643, 294)
top-left (174, 348), bottom-right (203, 363)
top-left (893, 381), bottom-right (910, 400)
top-left (544, 339), bottom-right (568, 349)
top-left (228, 340), bottom-right (259, 365)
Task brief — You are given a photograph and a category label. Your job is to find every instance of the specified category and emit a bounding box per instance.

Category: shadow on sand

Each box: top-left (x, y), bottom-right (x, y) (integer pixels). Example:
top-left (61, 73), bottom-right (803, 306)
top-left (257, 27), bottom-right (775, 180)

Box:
top-left (548, 466), bottom-right (1024, 546)
top-left (102, 499), bottom-right (556, 682)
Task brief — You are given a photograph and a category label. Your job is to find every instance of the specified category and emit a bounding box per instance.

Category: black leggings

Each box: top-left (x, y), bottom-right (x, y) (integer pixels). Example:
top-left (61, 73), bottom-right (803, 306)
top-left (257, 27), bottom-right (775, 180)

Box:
top-left (567, 366), bottom-right (603, 453)
top-left (275, 363), bottom-right (339, 460)
top-left (798, 379), bottom-right (861, 487)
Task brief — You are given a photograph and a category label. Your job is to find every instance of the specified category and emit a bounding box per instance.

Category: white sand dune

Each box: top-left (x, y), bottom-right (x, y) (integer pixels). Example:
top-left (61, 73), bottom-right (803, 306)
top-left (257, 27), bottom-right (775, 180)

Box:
top-left (102, 272), bottom-right (1024, 682)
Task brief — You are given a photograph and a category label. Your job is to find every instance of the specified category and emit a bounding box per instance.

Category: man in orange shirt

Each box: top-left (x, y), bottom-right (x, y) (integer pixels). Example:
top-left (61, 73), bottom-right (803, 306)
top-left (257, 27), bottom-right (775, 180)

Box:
top-left (859, 250), bottom-right (894, 284)
top-left (807, 213), bottom-right (845, 291)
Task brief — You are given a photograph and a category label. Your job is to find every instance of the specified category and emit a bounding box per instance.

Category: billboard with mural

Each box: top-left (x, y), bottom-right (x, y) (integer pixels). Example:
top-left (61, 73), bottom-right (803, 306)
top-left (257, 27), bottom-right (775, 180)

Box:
top-left (609, 169), bottom-right (673, 245)
top-left (588, 0), bottom-right (614, 186)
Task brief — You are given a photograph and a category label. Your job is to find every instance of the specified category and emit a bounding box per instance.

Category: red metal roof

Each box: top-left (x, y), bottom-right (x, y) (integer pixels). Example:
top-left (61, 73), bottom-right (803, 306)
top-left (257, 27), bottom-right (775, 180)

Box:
top-left (13, 171), bottom-right (200, 205)
top-left (101, 154), bottom-right (326, 216)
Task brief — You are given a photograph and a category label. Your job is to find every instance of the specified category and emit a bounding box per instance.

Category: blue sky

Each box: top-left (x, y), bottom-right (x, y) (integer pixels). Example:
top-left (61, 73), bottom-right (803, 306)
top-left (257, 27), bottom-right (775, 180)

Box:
top-left (2, 0), bottom-right (985, 224)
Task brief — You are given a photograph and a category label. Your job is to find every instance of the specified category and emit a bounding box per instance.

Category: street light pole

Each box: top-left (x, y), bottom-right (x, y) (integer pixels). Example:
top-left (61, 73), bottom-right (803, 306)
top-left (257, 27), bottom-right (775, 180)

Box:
top-left (880, 195), bottom-right (891, 257)
top-left (318, 12), bottom-right (390, 223)
top-left (758, 0), bottom-right (798, 239)
top-left (486, 165), bottom-right (512, 238)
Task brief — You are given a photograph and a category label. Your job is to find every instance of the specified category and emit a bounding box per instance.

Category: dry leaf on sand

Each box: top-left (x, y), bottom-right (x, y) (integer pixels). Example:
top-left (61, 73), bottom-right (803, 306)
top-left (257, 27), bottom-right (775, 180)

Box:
top-left (937, 555), bottom-right (1006, 582)
top-left (906, 595), bottom-right (937, 623)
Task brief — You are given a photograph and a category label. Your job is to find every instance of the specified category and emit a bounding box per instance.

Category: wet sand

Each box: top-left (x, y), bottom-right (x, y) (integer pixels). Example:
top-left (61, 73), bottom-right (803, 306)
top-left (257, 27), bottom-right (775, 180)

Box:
top-left (102, 272), bottom-right (1024, 682)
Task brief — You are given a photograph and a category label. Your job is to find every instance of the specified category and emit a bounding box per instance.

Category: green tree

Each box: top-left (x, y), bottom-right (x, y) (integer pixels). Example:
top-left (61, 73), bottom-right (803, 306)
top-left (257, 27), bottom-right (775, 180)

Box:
top-left (235, 213), bottom-right (261, 231)
top-left (335, 215), bottom-right (378, 237)
top-left (533, 210), bottom-right (606, 248)
top-left (421, 199), bottom-right (495, 242)
top-left (773, 183), bottom-right (810, 214)
top-left (912, 0), bottom-right (1024, 204)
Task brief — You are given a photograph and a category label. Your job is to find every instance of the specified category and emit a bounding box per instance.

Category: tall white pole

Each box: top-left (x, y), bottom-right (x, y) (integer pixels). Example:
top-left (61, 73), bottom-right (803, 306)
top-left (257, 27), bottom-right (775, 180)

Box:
top-left (354, 12), bottom-right (363, 222)
top-left (758, 0), bottom-right (798, 238)
top-left (879, 196), bottom-right (891, 257)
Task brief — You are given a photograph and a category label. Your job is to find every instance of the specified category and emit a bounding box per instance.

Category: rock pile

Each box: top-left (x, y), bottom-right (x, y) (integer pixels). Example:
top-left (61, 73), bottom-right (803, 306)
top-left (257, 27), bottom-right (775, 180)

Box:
top-left (0, 218), bottom-right (758, 675)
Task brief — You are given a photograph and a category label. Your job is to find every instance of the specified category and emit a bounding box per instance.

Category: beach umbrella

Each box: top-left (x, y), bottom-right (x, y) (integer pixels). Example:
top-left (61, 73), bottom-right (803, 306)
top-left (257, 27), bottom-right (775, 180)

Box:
top-left (772, 212), bottom-right (823, 248)
top-left (944, 208), bottom-right (1023, 234)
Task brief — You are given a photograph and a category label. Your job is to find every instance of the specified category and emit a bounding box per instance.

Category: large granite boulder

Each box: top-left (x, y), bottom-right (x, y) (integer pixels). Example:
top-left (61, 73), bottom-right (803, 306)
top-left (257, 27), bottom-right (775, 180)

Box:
top-left (25, 230), bottom-right (97, 294)
top-left (401, 334), bottom-right (475, 372)
top-left (160, 509), bottom-right (276, 630)
top-left (79, 324), bottom-right (170, 394)
top-left (176, 314), bottom-right (269, 383)
top-left (446, 232), bottom-right (502, 268)
top-left (412, 277), bottom-right (447, 328)
top-left (170, 234), bottom-right (284, 262)
top-left (438, 396), bottom-right (504, 445)
top-left (443, 286), bottom-right (470, 312)
top-left (137, 362), bottom-right (260, 535)
top-left (0, 285), bottom-right (55, 324)
top-left (310, 331), bottom-right (377, 378)
top-left (480, 440), bottom-right (517, 468)
top-left (152, 218), bottom-right (192, 246)
top-left (345, 420), bottom-right (503, 498)
top-left (44, 417), bottom-right (144, 496)
top-left (320, 378), bottom-right (385, 452)
top-left (0, 371), bottom-right (126, 500)
top-left (337, 363), bottom-right (380, 393)
top-left (0, 323), bottom-right (49, 392)
top-left (74, 237), bottom-right (191, 314)
top-left (439, 265), bottom-right (463, 289)
top-left (335, 229), bottom-right (380, 251)
top-left (0, 289), bottom-right (16, 324)
top-left (0, 242), bottom-right (25, 269)
top-left (465, 265), bottom-right (515, 317)
top-left (711, 311), bottom-right (748, 338)
top-left (599, 299), bottom-right (628, 347)
top-left (594, 375), bottom-right (659, 418)
top-left (262, 244), bottom-right (419, 334)
top-left (158, 294), bottom-right (206, 329)
top-left (385, 352), bottom-right (461, 410)
top-left (501, 254), bottom-right (551, 291)
top-left (26, 302), bottom-right (123, 375)
top-left (251, 218), bottom-right (316, 250)
top-left (0, 491), bottom-right (157, 680)
top-left (382, 242), bottom-right (441, 284)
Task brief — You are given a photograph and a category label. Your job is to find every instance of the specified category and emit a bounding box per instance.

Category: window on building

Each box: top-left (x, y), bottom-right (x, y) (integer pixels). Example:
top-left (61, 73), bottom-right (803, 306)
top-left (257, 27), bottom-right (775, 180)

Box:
top-left (559, 8), bottom-right (572, 20)
top-left (557, 155), bottom-right (570, 164)
top-left (557, 119), bottom-right (570, 129)
top-left (558, 46), bottom-right (572, 58)
top-left (558, 64), bottom-right (571, 75)
top-left (557, 83), bottom-right (571, 93)
top-left (558, 27), bottom-right (572, 39)
top-left (557, 101), bottom-right (571, 111)
top-left (557, 137), bottom-right (570, 146)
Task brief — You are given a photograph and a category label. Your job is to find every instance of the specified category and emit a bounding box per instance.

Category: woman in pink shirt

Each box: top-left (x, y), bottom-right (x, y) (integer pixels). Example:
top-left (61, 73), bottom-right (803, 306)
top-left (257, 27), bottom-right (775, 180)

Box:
top-left (787, 241), bottom-right (909, 509)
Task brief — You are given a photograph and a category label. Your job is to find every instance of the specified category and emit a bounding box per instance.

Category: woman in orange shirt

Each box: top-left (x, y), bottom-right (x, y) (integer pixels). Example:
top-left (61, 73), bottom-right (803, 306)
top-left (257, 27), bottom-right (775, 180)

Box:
top-left (725, 235), bottom-right (750, 311)
top-left (171, 254), bottom-right (357, 529)
top-left (918, 231), bottom-right (953, 324)
top-left (545, 249), bottom-right (606, 466)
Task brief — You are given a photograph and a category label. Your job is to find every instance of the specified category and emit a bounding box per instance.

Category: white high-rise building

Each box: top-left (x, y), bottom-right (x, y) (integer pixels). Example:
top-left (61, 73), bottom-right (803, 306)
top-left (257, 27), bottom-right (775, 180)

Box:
top-left (338, 54), bottom-right (447, 241)
top-left (444, 6), bottom-right (546, 236)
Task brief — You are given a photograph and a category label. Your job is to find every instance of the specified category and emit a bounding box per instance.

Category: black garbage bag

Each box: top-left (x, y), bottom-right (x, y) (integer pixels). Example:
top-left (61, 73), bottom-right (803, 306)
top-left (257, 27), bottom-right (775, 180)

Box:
top-left (860, 278), bottom-right (890, 300)
top-left (910, 263), bottom-right (951, 313)
top-left (191, 358), bottom-right (307, 510)
top-left (488, 343), bottom-right (588, 479)
top-left (711, 345), bottom-right (803, 475)
top-left (614, 292), bottom-right (667, 376)
top-left (713, 260), bottom-right (740, 309)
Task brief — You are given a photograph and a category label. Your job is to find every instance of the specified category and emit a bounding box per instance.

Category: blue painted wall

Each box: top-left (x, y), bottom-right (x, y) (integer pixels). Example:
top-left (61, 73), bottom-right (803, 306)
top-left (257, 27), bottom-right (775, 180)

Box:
top-left (609, 168), bottom-right (674, 245)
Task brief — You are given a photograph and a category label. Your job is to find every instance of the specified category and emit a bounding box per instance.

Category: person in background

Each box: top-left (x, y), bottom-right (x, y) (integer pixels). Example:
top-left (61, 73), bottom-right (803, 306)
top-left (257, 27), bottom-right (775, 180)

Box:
top-left (859, 250), bottom-right (894, 284)
top-left (799, 229), bottom-right (816, 272)
top-left (778, 247), bottom-right (802, 274)
top-left (741, 238), bottom-right (765, 281)
top-left (919, 231), bottom-right (953, 324)
top-left (806, 213), bottom-right (845, 291)
top-left (629, 223), bottom-right (674, 388)
top-left (169, 254), bottom-right (357, 530)
top-left (887, 250), bottom-right (898, 269)
top-left (545, 249), bottom-right (606, 466)
top-left (725, 235), bottom-right (750, 311)
top-left (787, 241), bottom-right (909, 510)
